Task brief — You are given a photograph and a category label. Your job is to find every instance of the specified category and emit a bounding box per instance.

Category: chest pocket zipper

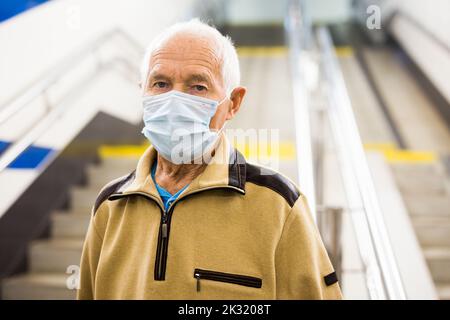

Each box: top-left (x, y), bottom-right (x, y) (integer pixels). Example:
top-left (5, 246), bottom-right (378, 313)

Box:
top-left (194, 268), bottom-right (262, 292)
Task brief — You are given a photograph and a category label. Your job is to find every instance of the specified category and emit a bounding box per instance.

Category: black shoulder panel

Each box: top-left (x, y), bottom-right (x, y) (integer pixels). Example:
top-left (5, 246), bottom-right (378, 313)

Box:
top-left (93, 170), bottom-right (135, 214)
top-left (245, 163), bottom-right (300, 207)
top-left (228, 148), bottom-right (246, 191)
top-left (324, 272), bottom-right (338, 286)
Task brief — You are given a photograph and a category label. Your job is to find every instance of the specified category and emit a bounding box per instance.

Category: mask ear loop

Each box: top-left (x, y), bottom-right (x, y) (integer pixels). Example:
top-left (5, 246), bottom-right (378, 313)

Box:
top-left (203, 91), bottom-right (234, 163)
top-left (209, 92), bottom-right (232, 134)
top-left (218, 88), bottom-right (235, 134)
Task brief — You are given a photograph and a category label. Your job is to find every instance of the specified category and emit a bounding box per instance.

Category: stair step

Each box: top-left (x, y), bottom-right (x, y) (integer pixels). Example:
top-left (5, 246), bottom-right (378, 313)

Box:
top-left (403, 194), bottom-right (450, 217)
top-left (53, 208), bottom-right (91, 216)
top-left (412, 216), bottom-right (450, 247)
top-left (70, 187), bottom-right (102, 211)
top-left (424, 247), bottom-right (450, 282)
top-left (98, 157), bottom-right (138, 169)
top-left (391, 163), bottom-right (447, 195)
top-left (1, 273), bottom-right (76, 300)
top-left (30, 239), bottom-right (84, 273)
top-left (437, 283), bottom-right (450, 300)
top-left (52, 212), bottom-right (90, 238)
top-left (87, 162), bottom-right (135, 188)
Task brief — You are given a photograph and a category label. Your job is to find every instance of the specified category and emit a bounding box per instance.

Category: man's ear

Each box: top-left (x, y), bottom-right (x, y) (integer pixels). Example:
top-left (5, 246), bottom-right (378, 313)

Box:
top-left (226, 86), bottom-right (246, 120)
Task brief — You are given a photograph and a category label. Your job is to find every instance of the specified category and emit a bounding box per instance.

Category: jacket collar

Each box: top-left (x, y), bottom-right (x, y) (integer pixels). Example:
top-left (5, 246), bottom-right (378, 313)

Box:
top-left (113, 132), bottom-right (247, 204)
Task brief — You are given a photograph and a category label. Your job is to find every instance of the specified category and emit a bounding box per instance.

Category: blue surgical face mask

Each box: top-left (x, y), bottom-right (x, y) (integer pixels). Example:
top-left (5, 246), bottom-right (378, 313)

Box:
top-left (141, 90), bottom-right (228, 164)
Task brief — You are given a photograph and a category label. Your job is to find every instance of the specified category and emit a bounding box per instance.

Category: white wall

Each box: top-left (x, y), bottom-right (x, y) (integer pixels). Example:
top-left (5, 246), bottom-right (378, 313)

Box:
top-left (225, 0), bottom-right (351, 26)
top-left (305, 0), bottom-right (351, 24)
top-left (225, 0), bottom-right (287, 25)
top-left (387, 0), bottom-right (450, 104)
top-left (0, 0), bottom-right (195, 106)
top-left (393, 0), bottom-right (450, 49)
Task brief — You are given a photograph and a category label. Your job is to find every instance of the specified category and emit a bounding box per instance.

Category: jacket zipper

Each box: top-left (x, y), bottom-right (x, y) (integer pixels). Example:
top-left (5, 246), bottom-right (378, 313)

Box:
top-left (154, 186), bottom-right (245, 280)
top-left (194, 268), bottom-right (262, 292)
top-left (155, 206), bottom-right (171, 280)
top-left (111, 186), bottom-right (245, 281)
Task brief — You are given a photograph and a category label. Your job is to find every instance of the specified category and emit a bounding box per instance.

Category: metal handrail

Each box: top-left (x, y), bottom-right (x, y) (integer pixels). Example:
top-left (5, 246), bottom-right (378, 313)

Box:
top-left (0, 28), bottom-right (143, 172)
top-left (0, 28), bottom-right (142, 125)
top-left (285, 0), bottom-right (317, 222)
top-left (317, 26), bottom-right (406, 299)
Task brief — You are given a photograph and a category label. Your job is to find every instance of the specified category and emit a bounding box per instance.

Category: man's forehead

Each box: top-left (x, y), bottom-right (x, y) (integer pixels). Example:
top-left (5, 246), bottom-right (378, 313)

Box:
top-left (149, 63), bottom-right (215, 83)
top-left (155, 33), bottom-right (219, 54)
top-left (149, 34), bottom-right (221, 72)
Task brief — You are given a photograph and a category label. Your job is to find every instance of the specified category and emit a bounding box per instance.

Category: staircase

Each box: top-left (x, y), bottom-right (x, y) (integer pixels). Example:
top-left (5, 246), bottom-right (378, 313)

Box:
top-left (2, 152), bottom-right (449, 299)
top-left (390, 161), bottom-right (450, 300)
top-left (1, 158), bottom-right (137, 300)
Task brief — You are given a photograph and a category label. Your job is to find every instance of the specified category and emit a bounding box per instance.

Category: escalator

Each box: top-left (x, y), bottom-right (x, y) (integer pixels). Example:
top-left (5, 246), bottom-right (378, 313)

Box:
top-left (2, 158), bottom-right (136, 299)
top-left (335, 23), bottom-right (450, 299)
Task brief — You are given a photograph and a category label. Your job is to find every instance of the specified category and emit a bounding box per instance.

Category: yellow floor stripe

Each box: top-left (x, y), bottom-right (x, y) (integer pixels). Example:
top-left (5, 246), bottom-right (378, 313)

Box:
top-left (233, 141), bottom-right (296, 160)
top-left (364, 142), bottom-right (398, 152)
top-left (335, 46), bottom-right (354, 58)
top-left (99, 141), bottom-right (297, 161)
top-left (99, 141), bottom-right (434, 164)
top-left (237, 46), bottom-right (288, 57)
top-left (99, 143), bottom-right (148, 158)
top-left (237, 46), bottom-right (351, 57)
top-left (383, 150), bottom-right (437, 163)
top-left (364, 142), bottom-right (436, 164)
top-left (238, 45), bottom-right (352, 58)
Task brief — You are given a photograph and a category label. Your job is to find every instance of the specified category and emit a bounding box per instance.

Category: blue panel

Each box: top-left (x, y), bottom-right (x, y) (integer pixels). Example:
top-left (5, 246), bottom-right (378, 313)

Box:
top-left (8, 145), bottom-right (54, 169)
top-left (0, 0), bottom-right (49, 23)
top-left (0, 140), bottom-right (11, 155)
top-left (0, 139), bottom-right (54, 169)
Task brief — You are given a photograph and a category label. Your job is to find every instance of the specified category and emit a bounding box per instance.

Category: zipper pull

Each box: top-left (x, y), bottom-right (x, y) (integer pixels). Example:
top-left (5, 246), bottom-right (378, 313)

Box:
top-left (195, 273), bottom-right (201, 292)
top-left (162, 222), bottom-right (168, 238)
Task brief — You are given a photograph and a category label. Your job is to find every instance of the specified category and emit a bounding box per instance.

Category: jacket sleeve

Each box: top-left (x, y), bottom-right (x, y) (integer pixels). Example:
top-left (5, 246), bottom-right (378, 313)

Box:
top-left (275, 194), bottom-right (343, 299)
top-left (76, 205), bottom-right (105, 300)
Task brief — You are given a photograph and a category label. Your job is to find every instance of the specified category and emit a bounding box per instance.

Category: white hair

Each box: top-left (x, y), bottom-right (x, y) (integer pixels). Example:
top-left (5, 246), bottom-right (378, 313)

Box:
top-left (140, 18), bottom-right (240, 96)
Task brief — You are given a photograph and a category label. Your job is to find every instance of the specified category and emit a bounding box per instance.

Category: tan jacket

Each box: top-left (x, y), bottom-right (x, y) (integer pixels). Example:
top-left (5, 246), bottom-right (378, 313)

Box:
top-left (77, 134), bottom-right (342, 299)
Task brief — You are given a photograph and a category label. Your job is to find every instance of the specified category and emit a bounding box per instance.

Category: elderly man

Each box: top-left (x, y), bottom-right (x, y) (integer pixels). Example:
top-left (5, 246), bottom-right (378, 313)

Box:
top-left (77, 19), bottom-right (342, 300)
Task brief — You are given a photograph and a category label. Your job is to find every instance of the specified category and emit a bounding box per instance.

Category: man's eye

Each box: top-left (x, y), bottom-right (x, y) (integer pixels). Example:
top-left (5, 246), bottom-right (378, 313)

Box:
top-left (193, 85), bottom-right (207, 92)
top-left (153, 82), bottom-right (168, 88)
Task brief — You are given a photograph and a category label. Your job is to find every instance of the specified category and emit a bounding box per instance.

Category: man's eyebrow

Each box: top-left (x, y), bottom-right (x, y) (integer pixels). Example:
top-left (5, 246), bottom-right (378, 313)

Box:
top-left (185, 73), bottom-right (212, 85)
top-left (147, 72), bottom-right (171, 82)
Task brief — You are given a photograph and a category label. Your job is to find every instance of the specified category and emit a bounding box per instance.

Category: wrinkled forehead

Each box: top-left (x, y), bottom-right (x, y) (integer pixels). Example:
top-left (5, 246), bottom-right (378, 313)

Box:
top-left (149, 33), bottom-right (222, 77)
